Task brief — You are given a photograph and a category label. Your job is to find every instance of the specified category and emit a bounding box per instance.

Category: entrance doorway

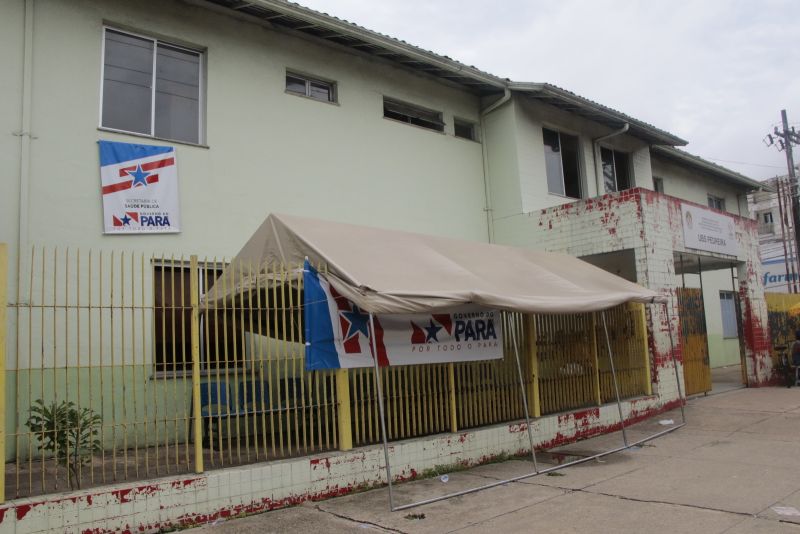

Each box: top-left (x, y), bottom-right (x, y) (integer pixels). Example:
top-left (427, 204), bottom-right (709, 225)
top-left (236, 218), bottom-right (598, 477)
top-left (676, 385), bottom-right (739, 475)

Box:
top-left (674, 253), bottom-right (747, 394)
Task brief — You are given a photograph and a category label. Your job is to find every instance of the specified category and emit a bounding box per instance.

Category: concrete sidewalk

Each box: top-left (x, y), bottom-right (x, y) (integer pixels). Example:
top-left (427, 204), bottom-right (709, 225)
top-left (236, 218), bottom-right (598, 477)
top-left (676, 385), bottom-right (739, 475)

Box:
top-left (195, 388), bottom-right (800, 533)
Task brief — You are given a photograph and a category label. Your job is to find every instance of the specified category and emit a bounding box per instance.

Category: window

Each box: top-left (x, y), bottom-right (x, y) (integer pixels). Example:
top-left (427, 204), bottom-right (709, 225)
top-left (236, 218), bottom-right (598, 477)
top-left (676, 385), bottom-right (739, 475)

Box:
top-left (600, 147), bottom-right (631, 193)
top-left (285, 71), bottom-right (336, 102)
top-left (454, 119), bottom-right (478, 141)
top-left (653, 177), bottom-right (665, 194)
top-left (542, 128), bottom-right (582, 198)
top-left (719, 291), bottom-right (738, 338)
top-left (707, 195), bottom-right (726, 211)
top-left (383, 98), bottom-right (444, 132)
top-left (758, 211), bottom-right (775, 235)
top-left (153, 263), bottom-right (241, 373)
top-left (101, 28), bottom-right (202, 144)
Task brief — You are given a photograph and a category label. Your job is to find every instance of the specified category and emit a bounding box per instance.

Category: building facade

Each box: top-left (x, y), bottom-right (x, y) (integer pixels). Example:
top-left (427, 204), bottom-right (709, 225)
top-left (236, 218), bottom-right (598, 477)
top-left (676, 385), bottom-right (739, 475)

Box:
top-left (0, 0), bottom-right (775, 531)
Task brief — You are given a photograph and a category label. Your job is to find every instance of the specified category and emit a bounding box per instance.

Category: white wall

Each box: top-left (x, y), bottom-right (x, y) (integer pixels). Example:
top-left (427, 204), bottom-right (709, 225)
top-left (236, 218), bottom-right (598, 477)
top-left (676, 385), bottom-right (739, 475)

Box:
top-left (651, 155), bottom-right (751, 217)
top-left (1, 0), bottom-right (491, 272)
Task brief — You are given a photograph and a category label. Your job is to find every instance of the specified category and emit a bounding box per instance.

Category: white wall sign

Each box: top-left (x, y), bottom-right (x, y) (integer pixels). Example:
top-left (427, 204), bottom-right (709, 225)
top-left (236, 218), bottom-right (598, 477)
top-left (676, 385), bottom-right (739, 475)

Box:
top-left (680, 203), bottom-right (739, 256)
top-left (98, 140), bottom-right (181, 234)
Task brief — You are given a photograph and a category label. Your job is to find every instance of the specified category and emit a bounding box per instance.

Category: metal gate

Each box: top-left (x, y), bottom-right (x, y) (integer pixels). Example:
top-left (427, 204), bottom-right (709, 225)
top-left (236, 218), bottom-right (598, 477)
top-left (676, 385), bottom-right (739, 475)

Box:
top-left (676, 287), bottom-right (711, 395)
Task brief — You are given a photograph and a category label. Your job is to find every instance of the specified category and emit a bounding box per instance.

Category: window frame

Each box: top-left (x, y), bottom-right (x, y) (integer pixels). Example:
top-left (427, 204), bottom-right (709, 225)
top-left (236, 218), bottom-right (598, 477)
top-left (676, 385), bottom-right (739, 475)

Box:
top-left (284, 70), bottom-right (337, 104)
top-left (653, 176), bottom-right (665, 194)
top-left (707, 195), bottom-right (726, 211)
top-left (99, 26), bottom-right (205, 145)
top-left (382, 97), bottom-right (445, 133)
top-left (542, 127), bottom-right (583, 199)
top-left (600, 146), bottom-right (632, 193)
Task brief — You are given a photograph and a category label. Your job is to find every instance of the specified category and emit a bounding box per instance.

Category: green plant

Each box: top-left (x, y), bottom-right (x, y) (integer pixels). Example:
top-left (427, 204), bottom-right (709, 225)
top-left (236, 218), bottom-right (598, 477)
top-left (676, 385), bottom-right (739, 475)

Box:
top-left (25, 399), bottom-right (102, 490)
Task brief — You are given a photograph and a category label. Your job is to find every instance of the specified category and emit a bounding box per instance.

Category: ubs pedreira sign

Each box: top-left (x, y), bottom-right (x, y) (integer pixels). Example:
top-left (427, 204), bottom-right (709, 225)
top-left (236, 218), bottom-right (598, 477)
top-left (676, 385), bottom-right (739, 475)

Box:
top-left (680, 203), bottom-right (739, 256)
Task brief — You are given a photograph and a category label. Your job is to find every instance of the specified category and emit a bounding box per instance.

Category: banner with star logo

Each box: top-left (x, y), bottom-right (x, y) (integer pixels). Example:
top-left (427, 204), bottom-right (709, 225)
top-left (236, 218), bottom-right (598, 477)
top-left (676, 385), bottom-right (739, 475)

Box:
top-left (303, 261), bottom-right (503, 370)
top-left (98, 140), bottom-right (181, 234)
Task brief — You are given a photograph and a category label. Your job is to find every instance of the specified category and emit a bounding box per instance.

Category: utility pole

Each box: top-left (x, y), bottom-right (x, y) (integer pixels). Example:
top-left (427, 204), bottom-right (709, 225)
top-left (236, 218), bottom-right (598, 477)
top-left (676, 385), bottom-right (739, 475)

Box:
top-left (765, 109), bottom-right (800, 289)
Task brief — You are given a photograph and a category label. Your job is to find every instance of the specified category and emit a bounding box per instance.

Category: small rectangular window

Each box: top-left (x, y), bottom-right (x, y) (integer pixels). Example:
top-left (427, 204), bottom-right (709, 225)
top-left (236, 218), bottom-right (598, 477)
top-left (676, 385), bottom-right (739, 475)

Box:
top-left (763, 211), bottom-right (774, 224)
top-left (707, 195), bottom-right (725, 211)
top-left (285, 72), bottom-right (336, 103)
top-left (102, 28), bottom-right (202, 144)
top-left (653, 177), bottom-right (665, 193)
top-left (383, 98), bottom-right (444, 132)
top-left (454, 119), bottom-right (477, 141)
top-left (543, 128), bottom-right (581, 198)
top-left (719, 291), bottom-right (738, 338)
top-left (601, 147), bottom-right (631, 193)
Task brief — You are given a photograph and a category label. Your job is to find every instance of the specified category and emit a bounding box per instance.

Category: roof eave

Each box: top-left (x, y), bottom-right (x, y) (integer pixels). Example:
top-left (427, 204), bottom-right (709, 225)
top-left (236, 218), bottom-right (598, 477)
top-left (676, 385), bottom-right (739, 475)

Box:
top-left (510, 82), bottom-right (688, 147)
top-left (652, 146), bottom-right (771, 191)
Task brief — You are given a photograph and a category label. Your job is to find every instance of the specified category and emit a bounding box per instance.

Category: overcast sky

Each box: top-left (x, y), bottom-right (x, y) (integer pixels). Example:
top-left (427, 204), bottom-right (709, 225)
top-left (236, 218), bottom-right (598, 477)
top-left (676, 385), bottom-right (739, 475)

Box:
top-left (299, 0), bottom-right (799, 181)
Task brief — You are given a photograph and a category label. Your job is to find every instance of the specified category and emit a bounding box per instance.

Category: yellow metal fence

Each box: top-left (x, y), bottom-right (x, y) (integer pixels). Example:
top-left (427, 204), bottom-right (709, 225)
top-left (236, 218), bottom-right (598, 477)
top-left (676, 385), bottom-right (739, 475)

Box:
top-left (1, 244), bottom-right (651, 499)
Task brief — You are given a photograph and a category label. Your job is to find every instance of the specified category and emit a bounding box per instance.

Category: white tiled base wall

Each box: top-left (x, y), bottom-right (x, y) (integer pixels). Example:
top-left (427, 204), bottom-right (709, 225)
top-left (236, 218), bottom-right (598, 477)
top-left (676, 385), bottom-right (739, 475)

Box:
top-left (0, 375), bottom-right (682, 534)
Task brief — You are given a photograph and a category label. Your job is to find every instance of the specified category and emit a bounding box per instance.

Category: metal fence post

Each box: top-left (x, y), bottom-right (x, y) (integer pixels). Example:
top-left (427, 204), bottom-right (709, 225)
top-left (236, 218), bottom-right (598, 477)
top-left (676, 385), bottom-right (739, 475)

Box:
top-left (448, 363), bottom-right (458, 432)
top-left (591, 312), bottom-right (602, 406)
top-left (190, 255), bottom-right (203, 473)
top-left (525, 315), bottom-right (541, 418)
top-left (335, 368), bottom-right (352, 450)
top-left (635, 303), bottom-right (653, 396)
top-left (0, 243), bottom-right (7, 503)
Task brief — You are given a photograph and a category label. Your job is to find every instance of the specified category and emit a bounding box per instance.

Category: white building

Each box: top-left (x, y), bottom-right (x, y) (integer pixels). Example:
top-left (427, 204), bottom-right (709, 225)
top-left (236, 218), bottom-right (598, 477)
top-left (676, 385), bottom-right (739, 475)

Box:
top-left (0, 0), bottom-right (774, 531)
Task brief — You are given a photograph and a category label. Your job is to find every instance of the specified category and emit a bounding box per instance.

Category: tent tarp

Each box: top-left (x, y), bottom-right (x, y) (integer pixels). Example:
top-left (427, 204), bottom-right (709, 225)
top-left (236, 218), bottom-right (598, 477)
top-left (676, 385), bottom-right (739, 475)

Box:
top-left (205, 213), bottom-right (665, 314)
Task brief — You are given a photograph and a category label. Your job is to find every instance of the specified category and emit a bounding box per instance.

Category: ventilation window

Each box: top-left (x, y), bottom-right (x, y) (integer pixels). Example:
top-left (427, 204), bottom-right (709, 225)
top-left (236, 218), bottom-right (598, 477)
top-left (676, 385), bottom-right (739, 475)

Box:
top-left (383, 98), bottom-right (444, 132)
top-left (454, 119), bottom-right (477, 141)
top-left (285, 72), bottom-right (336, 103)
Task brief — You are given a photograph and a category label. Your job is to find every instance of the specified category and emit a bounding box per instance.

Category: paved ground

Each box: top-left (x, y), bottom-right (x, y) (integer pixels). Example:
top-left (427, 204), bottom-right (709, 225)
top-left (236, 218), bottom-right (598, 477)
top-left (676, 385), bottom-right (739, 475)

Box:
top-left (711, 364), bottom-right (746, 395)
top-left (195, 387), bottom-right (800, 533)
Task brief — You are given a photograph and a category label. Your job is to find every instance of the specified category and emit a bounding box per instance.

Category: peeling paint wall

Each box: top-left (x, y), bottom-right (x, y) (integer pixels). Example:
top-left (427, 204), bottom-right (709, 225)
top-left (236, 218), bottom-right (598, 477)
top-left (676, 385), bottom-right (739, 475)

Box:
top-left (0, 394), bottom-right (681, 533)
top-left (494, 188), bottom-right (773, 389)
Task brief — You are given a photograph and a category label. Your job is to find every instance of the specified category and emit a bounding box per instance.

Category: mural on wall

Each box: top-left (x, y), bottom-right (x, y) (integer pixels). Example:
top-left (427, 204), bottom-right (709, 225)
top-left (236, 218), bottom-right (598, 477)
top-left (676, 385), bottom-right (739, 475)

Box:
top-left (98, 140), bottom-right (181, 234)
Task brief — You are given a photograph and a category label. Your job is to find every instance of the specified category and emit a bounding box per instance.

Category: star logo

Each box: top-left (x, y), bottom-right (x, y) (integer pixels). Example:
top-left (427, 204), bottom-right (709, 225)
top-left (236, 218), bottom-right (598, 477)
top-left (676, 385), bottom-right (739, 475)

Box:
top-left (120, 214), bottom-right (132, 226)
top-left (126, 164), bottom-right (150, 188)
top-left (424, 320), bottom-right (442, 342)
top-left (341, 305), bottom-right (370, 340)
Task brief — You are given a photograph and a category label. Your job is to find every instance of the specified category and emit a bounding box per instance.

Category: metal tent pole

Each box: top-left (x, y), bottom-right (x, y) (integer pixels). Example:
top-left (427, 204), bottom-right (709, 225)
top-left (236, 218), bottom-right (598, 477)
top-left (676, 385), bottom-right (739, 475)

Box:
top-left (509, 315), bottom-right (538, 472)
top-left (368, 313), bottom-right (395, 511)
top-left (601, 311), bottom-right (628, 447)
top-left (663, 301), bottom-right (687, 423)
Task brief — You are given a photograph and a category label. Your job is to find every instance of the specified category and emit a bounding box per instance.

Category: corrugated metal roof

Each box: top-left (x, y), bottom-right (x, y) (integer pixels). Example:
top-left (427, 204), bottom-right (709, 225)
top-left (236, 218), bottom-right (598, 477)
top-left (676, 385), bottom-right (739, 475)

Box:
top-left (201, 0), bottom-right (686, 146)
top-left (509, 82), bottom-right (687, 146)
top-left (652, 146), bottom-right (772, 191)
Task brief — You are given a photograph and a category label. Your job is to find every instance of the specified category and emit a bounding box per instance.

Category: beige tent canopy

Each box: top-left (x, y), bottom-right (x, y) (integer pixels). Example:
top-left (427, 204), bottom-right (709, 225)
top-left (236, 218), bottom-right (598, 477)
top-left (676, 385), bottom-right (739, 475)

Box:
top-left (206, 213), bottom-right (664, 314)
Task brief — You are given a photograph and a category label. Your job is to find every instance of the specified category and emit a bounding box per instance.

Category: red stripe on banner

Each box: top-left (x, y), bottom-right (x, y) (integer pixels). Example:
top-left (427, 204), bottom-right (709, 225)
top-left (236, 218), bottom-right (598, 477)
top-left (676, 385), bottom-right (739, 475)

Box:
top-left (101, 174), bottom-right (160, 195)
top-left (328, 286), bottom-right (351, 312)
top-left (117, 157), bottom-right (175, 177)
top-left (433, 314), bottom-right (453, 335)
top-left (410, 321), bottom-right (426, 344)
top-left (369, 317), bottom-right (390, 367)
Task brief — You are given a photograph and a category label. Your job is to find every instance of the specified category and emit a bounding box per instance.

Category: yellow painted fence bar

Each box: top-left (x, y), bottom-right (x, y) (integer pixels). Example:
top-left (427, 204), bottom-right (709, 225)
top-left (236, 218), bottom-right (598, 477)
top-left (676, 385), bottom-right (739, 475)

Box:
top-left (3, 245), bottom-right (652, 500)
top-left (190, 256), bottom-right (203, 473)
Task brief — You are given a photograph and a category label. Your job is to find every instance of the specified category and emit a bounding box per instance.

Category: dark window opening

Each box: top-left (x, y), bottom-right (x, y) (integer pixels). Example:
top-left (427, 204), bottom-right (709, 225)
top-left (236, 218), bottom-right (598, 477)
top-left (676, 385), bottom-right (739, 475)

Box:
top-left (601, 147), bottom-right (631, 193)
top-left (454, 119), bottom-right (477, 141)
top-left (383, 98), bottom-right (444, 132)
top-left (154, 264), bottom-right (241, 373)
top-left (653, 176), bottom-right (665, 193)
top-left (543, 128), bottom-right (582, 198)
top-left (707, 195), bottom-right (726, 211)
